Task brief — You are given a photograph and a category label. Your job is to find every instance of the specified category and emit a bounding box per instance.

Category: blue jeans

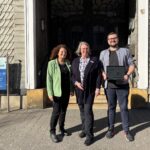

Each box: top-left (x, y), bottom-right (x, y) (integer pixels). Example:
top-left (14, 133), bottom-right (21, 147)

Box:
top-left (105, 88), bottom-right (129, 132)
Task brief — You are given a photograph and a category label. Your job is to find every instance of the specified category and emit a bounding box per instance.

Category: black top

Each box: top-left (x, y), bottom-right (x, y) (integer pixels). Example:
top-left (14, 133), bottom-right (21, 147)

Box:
top-left (108, 50), bottom-right (129, 89)
top-left (109, 51), bottom-right (119, 66)
top-left (59, 64), bottom-right (70, 96)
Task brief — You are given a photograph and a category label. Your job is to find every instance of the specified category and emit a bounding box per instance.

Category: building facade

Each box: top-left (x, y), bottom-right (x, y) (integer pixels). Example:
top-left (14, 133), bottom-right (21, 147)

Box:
top-left (0, 0), bottom-right (149, 109)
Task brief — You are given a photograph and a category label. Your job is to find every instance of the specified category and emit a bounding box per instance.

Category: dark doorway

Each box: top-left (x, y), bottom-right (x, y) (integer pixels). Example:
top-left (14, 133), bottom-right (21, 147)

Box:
top-left (47, 0), bottom-right (129, 56)
top-left (36, 0), bottom-right (130, 88)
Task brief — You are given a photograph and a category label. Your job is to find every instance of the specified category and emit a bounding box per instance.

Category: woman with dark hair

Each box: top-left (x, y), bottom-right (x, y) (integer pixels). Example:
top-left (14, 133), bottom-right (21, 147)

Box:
top-left (72, 41), bottom-right (102, 146)
top-left (46, 44), bottom-right (73, 143)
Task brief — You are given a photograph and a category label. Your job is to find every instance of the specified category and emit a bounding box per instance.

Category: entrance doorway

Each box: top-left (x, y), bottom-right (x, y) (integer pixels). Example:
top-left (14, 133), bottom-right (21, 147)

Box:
top-left (47, 0), bottom-right (129, 53)
top-left (35, 0), bottom-right (130, 88)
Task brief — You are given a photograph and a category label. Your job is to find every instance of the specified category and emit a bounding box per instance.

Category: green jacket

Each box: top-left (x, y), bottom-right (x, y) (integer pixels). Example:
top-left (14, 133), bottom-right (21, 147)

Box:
top-left (46, 59), bottom-right (73, 97)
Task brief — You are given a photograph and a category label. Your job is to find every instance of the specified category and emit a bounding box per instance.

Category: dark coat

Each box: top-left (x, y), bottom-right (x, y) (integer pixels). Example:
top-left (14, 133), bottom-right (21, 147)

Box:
top-left (71, 57), bottom-right (102, 104)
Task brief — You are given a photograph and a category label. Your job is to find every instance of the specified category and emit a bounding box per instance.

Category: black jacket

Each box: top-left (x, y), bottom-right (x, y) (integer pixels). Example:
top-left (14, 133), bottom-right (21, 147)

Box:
top-left (71, 57), bottom-right (102, 104)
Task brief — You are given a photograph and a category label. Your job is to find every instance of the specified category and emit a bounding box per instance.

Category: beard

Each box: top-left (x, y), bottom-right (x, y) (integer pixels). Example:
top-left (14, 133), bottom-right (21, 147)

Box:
top-left (109, 44), bottom-right (118, 48)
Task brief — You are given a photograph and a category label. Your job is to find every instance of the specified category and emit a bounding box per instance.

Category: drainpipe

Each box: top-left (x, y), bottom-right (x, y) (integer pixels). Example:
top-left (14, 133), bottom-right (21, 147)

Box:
top-left (148, 0), bottom-right (150, 107)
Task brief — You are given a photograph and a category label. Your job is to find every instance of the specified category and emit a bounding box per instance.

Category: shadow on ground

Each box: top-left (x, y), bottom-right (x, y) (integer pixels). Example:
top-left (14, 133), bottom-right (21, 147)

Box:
top-left (67, 108), bottom-right (150, 144)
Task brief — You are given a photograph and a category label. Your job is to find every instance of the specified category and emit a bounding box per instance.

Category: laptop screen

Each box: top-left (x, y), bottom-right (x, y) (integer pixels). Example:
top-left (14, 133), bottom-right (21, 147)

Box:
top-left (107, 66), bottom-right (126, 80)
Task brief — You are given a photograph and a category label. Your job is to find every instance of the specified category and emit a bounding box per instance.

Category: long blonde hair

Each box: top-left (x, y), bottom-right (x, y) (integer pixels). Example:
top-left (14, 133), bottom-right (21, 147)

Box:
top-left (75, 41), bottom-right (91, 56)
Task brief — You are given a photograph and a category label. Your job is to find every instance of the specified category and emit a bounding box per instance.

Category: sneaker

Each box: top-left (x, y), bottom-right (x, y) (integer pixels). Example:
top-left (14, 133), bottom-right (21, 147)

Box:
top-left (105, 128), bottom-right (114, 139)
top-left (79, 131), bottom-right (86, 138)
top-left (124, 131), bottom-right (134, 142)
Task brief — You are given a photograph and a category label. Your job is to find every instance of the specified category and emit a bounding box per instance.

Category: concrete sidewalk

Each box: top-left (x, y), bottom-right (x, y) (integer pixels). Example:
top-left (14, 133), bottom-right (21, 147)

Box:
top-left (0, 108), bottom-right (150, 150)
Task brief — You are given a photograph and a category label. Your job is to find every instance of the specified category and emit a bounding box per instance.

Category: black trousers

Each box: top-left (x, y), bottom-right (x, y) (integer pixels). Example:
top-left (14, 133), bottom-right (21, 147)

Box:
top-left (78, 94), bottom-right (94, 139)
top-left (50, 95), bottom-right (69, 133)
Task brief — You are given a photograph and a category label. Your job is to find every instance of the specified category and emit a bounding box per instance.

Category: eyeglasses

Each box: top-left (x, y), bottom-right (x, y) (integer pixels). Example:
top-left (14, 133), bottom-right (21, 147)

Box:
top-left (108, 37), bottom-right (118, 40)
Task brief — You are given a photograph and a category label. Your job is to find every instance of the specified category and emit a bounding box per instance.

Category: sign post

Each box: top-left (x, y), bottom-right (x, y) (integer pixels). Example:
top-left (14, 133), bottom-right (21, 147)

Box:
top-left (7, 56), bottom-right (10, 112)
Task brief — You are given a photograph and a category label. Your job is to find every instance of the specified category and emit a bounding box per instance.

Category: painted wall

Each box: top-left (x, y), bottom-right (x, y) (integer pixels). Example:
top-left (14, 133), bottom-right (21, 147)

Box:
top-left (0, 0), bottom-right (149, 92)
top-left (0, 0), bottom-right (25, 94)
top-left (137, 0), bottom-right (149, 89)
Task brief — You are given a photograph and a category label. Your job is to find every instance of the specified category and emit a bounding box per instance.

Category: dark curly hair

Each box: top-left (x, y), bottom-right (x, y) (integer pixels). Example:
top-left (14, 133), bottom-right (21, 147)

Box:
top-left (50, 44), bottom-right (71, 60)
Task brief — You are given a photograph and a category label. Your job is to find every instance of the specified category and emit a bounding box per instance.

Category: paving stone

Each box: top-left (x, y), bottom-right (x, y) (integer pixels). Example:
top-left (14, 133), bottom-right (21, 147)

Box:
top-left (0, 108), bottom-right (150, 150)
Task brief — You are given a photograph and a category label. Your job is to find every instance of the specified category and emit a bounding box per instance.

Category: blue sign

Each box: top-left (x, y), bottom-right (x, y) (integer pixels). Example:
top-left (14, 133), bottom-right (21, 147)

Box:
top-left (0, 57), bottom-right (7, 90)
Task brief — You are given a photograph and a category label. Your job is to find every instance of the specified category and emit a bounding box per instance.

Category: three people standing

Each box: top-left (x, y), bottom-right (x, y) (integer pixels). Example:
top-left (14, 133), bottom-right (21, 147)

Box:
top-left (47, 32), bottom-right (135, 145)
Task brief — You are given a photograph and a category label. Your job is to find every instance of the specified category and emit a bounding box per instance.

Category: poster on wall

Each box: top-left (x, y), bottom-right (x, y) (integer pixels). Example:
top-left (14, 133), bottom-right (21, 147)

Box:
top-left (0, 57), bottom-right (7, 91)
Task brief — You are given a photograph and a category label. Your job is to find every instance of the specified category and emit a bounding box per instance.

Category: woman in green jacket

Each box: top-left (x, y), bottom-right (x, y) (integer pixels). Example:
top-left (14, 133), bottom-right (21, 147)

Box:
top-left (47, 44), bottom-right (73, 143)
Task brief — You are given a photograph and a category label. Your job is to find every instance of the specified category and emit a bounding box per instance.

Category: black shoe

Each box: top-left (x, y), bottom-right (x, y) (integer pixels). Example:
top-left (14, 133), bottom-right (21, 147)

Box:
top-left (50, 133), bottom-right (59, 143)
top-left (84, 137), bottom-right (94, 146)
top-left (60, 129), bottom-right (71, 136)
top-left (124, 131), bottom-right (134, 142)
top-left (79, 132), bottom-right (86, 138)
top-left (105, 128), bottom-right (114, 139)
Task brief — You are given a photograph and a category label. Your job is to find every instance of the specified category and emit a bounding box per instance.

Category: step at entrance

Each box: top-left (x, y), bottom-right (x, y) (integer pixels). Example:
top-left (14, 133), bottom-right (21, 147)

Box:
top-left (68, 92), bottom-right (108, 109)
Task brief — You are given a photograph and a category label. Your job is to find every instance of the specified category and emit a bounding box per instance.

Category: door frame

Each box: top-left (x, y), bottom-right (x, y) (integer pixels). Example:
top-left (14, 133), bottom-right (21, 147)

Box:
top-left (24, 0), bottom-right (37, 89)
top-left (24, 0), bottom-right (149, 90)
top-left (137, 0), bottom-right (149, 89)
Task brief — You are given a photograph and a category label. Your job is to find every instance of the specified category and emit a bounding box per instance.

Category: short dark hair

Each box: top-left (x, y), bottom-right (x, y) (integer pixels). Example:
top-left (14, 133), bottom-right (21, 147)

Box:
top-left (107, 32), bottom-right (118, 39)
top-left (50, 44), bottom-right (71, 60)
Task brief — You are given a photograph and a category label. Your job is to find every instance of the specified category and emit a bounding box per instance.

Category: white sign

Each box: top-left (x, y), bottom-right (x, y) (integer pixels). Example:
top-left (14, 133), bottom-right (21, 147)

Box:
top-left (0, 57), bottom-right (6, 69)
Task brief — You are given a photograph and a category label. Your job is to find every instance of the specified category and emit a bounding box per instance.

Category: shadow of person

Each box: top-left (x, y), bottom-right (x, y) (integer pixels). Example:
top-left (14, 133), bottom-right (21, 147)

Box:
top-left (67, 110), bottom-right (123, 140)
top-left (128, 108), bottom-right (150, 136)
top-left (93, 111), bottom-right (123, 142)
top-left (94, 108), bottom-right (150, 143)
top-left (57, 132), bottom-right (72, 142)
top-left (131, 94), bottom-right (147, 108)
top-left (67, 124), bottom-right (82, 134)
top-left (67, 108), bottom-right (150, 144)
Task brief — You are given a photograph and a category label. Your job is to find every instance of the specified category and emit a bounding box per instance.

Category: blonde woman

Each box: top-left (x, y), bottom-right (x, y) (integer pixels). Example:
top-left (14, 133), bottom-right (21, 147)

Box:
top-left (71, 41), bottom-right (102, 146)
